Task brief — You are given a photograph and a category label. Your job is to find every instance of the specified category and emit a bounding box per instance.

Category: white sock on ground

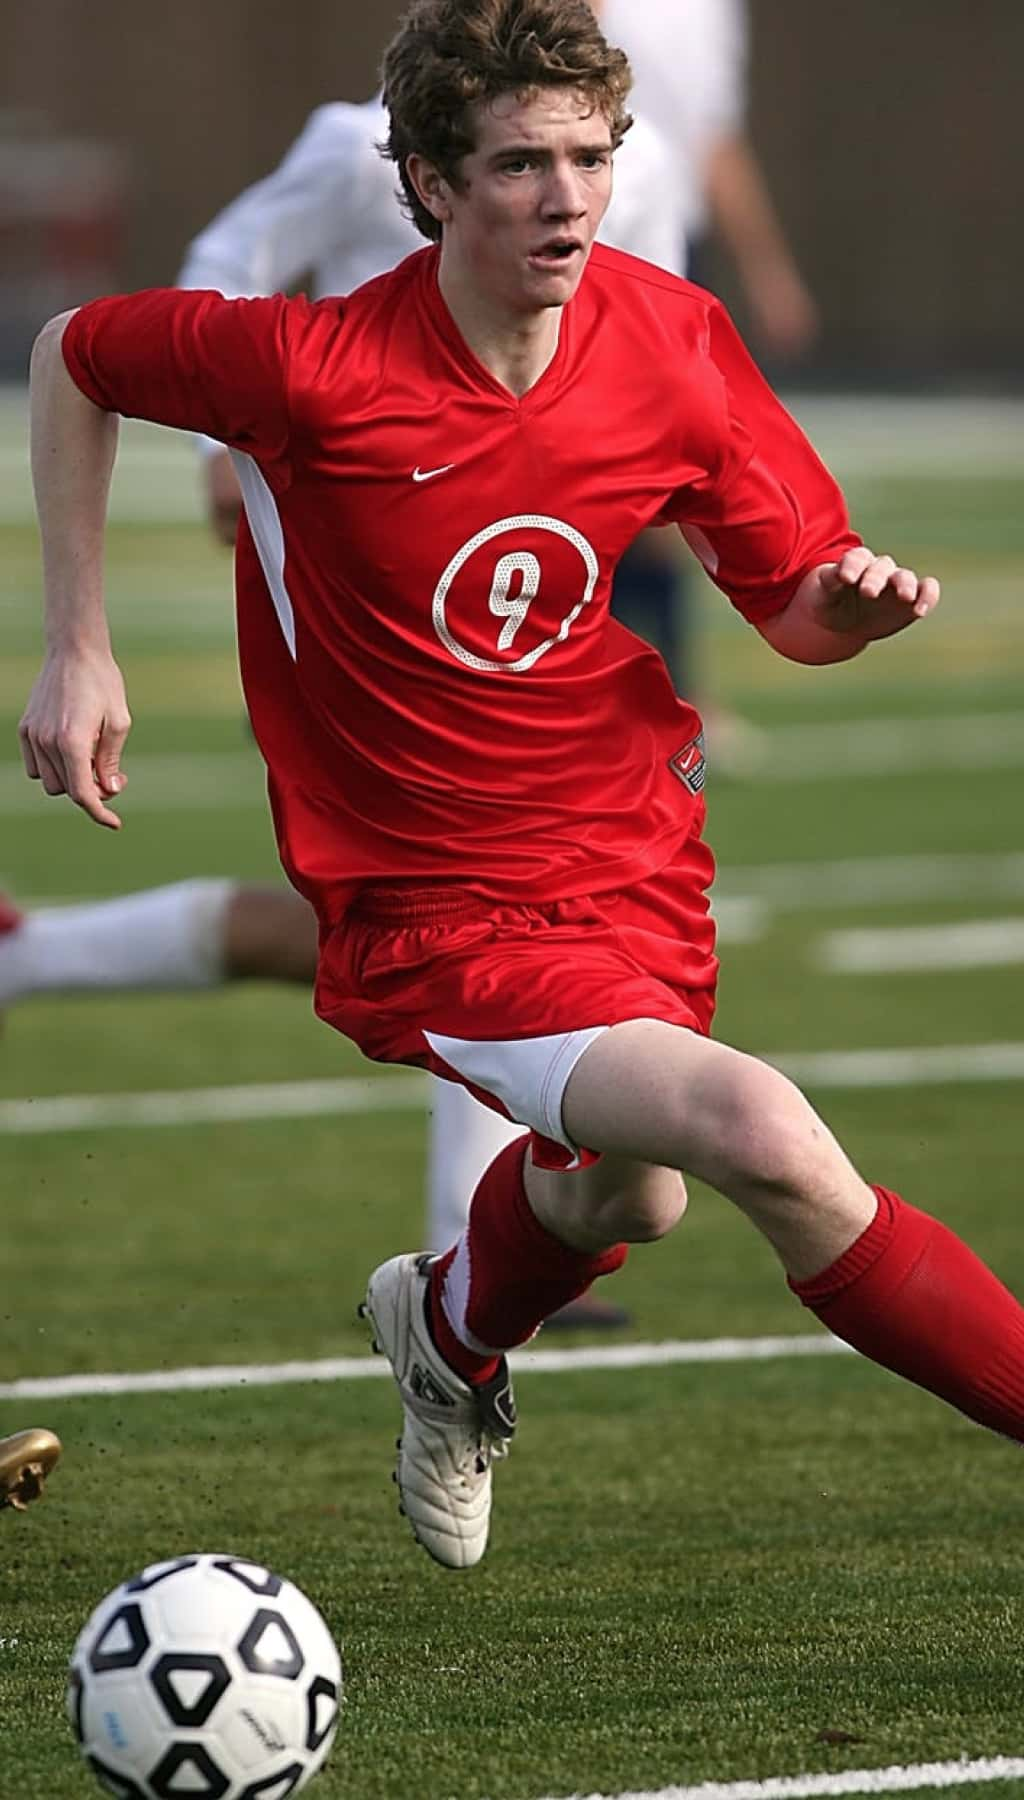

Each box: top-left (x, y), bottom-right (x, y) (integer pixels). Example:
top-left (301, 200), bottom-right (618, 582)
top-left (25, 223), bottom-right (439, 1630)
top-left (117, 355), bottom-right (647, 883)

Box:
top-left (0, 879), bottom-right (236, 1004)
top-left (425, 1074), bottom-right (528, 1250)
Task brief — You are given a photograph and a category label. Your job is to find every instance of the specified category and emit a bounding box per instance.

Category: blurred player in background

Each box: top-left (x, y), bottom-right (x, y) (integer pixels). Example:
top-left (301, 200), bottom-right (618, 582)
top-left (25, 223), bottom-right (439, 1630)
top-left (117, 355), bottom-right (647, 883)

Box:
top-left (607, 0), bottom-right (818, 359)
top-left (605, 0), bottom-right (819, 747)
top-left (24, 0), bottom-right (1024, 1591)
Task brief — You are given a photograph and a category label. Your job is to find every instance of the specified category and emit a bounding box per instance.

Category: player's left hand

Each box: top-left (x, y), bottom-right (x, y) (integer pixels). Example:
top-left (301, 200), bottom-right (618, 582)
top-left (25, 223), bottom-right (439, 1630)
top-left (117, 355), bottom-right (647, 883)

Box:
top-left (813, 548), bottom-right (940, 640)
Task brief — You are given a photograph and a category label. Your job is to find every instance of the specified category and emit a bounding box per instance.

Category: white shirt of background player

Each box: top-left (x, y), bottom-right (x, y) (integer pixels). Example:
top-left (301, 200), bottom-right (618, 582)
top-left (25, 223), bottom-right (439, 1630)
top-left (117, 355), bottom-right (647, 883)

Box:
top-left (603, 0), bottom-right (746, 244)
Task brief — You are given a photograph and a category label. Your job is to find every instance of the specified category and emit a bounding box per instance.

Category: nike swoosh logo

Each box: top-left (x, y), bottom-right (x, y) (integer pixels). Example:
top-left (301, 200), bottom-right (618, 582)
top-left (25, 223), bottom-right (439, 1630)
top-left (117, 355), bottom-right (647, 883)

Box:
top-left (412, 463), bottom-right (455, 483)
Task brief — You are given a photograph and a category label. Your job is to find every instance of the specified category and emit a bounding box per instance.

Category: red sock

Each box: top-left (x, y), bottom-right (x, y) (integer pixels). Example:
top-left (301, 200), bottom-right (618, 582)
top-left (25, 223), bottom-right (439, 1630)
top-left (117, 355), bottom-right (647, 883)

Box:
top-left (791, 1186), bottom-right (1024, 1442)
top-left (429, 1138), bottom-right (628, 1384)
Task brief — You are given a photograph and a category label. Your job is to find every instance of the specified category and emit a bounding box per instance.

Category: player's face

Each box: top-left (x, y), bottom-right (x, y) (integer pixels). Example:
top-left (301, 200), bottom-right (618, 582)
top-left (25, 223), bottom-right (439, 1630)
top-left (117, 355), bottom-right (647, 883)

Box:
top-left (438, 87), bottom-right (614, 317)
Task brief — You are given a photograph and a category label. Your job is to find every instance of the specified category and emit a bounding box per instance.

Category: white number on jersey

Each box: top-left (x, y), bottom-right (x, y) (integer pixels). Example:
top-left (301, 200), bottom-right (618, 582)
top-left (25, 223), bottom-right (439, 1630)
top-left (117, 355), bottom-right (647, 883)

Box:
top-left (433, 515), bottom-right (600, 673)
top-left (488, 552), bottom-right (541, 651)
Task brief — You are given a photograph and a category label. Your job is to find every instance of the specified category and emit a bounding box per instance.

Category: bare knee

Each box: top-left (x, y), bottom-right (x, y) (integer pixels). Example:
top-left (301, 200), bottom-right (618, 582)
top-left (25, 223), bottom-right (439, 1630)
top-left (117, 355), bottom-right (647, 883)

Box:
top-left (526, 1159), bottom-right (687, 1253)
top-left (703, 1057), bottom-right (852, 1206)
top-left (606, 1167), bottom-right (687, 1243)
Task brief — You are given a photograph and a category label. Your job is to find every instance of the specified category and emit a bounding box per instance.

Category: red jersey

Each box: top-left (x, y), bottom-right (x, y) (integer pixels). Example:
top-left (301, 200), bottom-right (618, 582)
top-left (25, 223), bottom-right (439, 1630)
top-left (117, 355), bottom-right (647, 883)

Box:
top-left (63, 244), bottom-right (858, 920)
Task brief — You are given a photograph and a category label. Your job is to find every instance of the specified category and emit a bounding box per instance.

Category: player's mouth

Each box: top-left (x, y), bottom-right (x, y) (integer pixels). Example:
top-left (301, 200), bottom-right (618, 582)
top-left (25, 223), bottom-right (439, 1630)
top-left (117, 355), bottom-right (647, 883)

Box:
top-left (527, 236), bottom-right (584, 270)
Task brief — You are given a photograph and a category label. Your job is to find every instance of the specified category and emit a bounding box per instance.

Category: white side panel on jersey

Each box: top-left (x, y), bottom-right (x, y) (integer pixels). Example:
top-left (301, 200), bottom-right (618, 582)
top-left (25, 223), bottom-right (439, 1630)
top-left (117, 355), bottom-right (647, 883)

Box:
top-left (231, 450), bottom-right (297, 658)
top-left (680, 522), bottom-right (720, 576)
top-left (423, 1024), bottom-right (610, 1154)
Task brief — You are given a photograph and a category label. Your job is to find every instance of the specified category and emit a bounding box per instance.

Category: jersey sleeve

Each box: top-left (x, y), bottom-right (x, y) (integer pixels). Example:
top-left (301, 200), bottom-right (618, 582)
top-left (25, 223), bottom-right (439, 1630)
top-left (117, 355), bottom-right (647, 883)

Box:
top-left (176, 104), bottom-right (366, 299)
top-left (663, 297), bottom-right (861, 623)
top-left (61, 288), bottom-right (320, 492)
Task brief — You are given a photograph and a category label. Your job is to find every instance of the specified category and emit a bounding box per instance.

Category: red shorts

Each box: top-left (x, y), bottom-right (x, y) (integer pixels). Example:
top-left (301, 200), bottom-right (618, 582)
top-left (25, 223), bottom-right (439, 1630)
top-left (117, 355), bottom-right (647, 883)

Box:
top-left (315, 833), bottom-right (718, 1168)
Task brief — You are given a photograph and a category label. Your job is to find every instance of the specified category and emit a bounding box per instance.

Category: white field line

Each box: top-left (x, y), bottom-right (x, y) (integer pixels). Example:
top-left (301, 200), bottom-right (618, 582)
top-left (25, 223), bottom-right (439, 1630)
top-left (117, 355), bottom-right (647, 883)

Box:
top-left (0, 1076), bottom-right (312, 1134)
top-left (2, 1042), bottom-right (1023, 1138)
top-left (2, 395), bottom-right (1022, 528)
top-left (720, 852), bottom-right (1024, 908)
top-left (709, 896), bottom-right (767, 942)
top-left (2, 716), bottom-right (1024, 816)
top-left (534, 1756), bottom-right (1024, 1800)
top-left (747, 714), bottom-right (1024, 781)
top-left (0, 1074), bottom-right (429, 1135)
top-left (776, 1043), bottom-right (1024, 1087)
top-left (822, 919), bottom-right (1024, 973)
top-left (0, 1333), bottom-right (852, 1403)
top-left (788, 392), bottom-right (1024, 475)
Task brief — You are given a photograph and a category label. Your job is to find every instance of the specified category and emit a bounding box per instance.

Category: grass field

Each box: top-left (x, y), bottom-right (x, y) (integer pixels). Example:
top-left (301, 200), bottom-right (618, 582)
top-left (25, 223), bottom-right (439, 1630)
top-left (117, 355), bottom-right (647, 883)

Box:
top-left (2, 396), bottom-right (1024, 1799)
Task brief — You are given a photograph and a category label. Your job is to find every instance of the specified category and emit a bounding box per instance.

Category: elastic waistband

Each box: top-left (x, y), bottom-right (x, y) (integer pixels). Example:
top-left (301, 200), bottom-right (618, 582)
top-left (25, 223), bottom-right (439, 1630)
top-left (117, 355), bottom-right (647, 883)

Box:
top-left (349, 884), bottom-right (482, 924)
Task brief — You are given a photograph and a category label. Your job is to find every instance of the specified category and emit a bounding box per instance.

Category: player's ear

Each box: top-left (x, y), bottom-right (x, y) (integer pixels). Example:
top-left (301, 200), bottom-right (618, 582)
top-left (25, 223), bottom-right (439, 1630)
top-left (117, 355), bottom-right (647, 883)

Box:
top-left (406, 154), bottom-right (454, 227)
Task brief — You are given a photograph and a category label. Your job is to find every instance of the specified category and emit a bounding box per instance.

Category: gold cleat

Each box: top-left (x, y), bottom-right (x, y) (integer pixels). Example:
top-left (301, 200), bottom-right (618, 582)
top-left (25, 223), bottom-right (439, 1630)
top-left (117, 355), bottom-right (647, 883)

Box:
top-left (0, 1429), bottom-right (63, 1512)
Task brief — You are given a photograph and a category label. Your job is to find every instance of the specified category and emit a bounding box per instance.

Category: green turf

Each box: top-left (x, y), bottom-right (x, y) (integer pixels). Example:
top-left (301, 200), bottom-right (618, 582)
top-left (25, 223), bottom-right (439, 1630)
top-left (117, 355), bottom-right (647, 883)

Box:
top-left (2, 432), bottom-right (1024, 1797)
top-left (4, 1365), bottom-right (1024, 1799)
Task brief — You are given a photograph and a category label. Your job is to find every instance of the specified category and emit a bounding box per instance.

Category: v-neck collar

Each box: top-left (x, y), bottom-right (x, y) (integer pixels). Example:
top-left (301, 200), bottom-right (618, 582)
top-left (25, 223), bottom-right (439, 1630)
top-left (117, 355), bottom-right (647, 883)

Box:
top-left (420, 249), bottom-right (574, 415)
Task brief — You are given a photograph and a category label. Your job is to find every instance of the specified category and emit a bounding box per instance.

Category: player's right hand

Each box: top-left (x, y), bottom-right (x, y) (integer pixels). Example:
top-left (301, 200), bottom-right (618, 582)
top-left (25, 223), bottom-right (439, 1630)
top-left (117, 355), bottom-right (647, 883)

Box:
top-left (206, 448), bottom-right (243, 547)
top-left (18, 648), bottom-right (131, 830)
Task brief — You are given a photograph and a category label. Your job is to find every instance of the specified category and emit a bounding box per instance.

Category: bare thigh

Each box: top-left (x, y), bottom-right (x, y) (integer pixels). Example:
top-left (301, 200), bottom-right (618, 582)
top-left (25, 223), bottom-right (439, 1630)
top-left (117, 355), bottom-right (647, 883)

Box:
top-left (554, 1019), bottom-right (876, 1280)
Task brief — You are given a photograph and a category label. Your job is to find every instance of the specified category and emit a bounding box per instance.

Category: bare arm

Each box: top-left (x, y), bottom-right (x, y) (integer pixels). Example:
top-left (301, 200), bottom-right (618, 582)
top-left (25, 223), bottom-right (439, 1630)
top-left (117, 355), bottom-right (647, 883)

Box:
top-left (758, 547), bottom-right (940, 665)
top-left (703, 134), bottom-right (819, 361)
top-left (20, 311), bottom-right (131, 829)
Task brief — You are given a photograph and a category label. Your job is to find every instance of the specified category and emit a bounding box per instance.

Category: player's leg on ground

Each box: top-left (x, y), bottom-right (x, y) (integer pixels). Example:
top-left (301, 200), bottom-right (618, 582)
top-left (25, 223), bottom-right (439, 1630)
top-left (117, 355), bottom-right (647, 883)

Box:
top-left (0, 881), bottom-right (316, 1004)
top-left (549, 1019), bottom-right (1024, 1445)
top-left (425, 1078), bottom-right (631, 1330)
top-left (359, 1247), bottom-right (516, 1570)
top-left (429, 1135), bottom-right (669, 1382)
top-left (362, 1132), bottom-right (664, 1569)
top-left (367, 1101), bottom-right (644, 1567)
top-left (428, 1132), bottom-right (678, 1371)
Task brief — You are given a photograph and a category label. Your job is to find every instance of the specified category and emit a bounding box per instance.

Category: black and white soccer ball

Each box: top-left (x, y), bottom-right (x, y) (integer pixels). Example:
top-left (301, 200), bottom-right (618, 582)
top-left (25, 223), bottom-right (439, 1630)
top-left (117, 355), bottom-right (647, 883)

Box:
top-left (67, 1554), bottom-right (341, 1799)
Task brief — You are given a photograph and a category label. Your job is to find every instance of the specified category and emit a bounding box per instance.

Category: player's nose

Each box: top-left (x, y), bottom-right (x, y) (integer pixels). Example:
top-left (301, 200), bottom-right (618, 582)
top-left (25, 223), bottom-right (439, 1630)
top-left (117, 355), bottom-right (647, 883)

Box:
top-left (539, 162), bottom-right (588, 219)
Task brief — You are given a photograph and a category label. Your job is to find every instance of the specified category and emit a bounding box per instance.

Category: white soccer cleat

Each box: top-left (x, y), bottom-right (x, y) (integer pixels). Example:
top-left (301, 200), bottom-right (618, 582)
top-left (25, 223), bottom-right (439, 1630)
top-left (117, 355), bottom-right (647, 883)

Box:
top-left (360, 1253), bottom-right (516, 1571)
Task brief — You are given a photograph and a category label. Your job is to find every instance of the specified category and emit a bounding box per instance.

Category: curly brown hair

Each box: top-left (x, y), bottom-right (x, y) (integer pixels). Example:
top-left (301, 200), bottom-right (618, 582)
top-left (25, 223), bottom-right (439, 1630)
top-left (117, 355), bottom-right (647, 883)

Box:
top-left (380, 0), bottom-right (633, 242)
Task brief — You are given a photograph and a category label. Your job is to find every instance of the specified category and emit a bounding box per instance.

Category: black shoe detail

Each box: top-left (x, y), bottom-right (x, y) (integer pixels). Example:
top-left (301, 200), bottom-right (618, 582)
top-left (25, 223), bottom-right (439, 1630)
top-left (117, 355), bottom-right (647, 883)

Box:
top-left (474, 1359), bottom-right (517, 1441)
top-left (409, 1363), bottom-right (457, 1408)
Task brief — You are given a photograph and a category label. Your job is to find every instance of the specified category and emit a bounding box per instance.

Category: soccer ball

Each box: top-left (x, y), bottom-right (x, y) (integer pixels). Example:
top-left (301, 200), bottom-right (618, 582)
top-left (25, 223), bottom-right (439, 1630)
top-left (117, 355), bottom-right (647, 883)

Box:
top-left (67, 1554), bottom-right (341, 1799)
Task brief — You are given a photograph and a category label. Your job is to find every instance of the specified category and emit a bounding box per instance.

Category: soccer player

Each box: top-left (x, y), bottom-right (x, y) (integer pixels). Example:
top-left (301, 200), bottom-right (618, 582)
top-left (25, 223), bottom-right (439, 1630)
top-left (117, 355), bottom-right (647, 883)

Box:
top-left (22, 0), bottom-right (1024, 1582)
top-left (1, 10), bottom-right (682, 1310)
